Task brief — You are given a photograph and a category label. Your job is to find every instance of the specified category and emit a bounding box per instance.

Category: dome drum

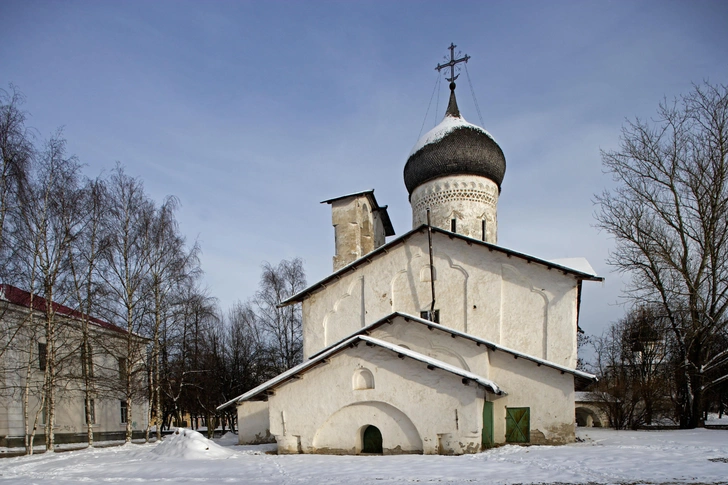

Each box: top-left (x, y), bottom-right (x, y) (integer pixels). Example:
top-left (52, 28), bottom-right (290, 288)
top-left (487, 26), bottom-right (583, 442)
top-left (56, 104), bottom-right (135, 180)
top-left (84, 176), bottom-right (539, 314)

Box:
top-left (410, 175), bottom-right (499, 244)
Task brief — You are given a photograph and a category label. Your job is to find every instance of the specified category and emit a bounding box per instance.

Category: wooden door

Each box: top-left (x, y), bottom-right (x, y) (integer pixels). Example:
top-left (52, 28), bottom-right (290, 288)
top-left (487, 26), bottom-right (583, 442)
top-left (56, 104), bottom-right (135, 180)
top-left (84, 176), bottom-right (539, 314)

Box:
top-left (482, 401), bottom-right (494, 448)
top-left (362, 425), bottom-right (383, 453)
top-left (505, 407), bottom-right (530, 443)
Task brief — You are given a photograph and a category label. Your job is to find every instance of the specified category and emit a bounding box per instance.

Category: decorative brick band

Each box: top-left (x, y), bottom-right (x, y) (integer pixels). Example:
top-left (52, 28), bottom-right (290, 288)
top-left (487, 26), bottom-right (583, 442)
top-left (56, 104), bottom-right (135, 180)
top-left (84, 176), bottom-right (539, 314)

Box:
top-left (411, 180), bottom-right (498, 215)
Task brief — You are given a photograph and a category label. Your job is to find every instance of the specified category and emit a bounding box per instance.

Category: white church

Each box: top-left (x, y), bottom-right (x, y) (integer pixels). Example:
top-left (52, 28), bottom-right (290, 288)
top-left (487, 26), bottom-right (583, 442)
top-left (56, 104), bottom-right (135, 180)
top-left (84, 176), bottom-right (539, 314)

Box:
top-left (218, 47), bottom-right (601, 455)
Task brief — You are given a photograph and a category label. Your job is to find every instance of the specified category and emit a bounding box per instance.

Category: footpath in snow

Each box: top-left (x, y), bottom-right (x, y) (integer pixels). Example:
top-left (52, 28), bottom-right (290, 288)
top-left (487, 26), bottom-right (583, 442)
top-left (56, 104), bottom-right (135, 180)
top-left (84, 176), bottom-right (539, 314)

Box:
top-left (0, 425), bottom-right (727, 484)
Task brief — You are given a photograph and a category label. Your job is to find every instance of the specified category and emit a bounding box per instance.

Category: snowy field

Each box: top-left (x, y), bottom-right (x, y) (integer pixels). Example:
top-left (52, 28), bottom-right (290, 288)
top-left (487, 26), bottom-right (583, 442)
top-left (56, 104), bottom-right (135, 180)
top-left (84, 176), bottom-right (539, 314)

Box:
top-left (1, 426), bottom-right (727, 484)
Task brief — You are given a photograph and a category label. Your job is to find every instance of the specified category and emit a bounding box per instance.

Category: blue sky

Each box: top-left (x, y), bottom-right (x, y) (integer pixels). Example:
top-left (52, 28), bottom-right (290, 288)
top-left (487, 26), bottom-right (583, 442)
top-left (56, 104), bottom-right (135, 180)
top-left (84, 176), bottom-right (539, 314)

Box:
top-left (2, 0), bottom-right (727, 341)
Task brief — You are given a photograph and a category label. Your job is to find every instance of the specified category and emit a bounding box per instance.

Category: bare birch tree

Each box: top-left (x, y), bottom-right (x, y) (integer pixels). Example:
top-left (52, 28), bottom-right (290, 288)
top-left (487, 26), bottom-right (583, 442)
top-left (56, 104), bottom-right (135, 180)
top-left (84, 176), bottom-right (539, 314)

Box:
top-left (12, 134), bottom-right (85, 450)
top-left (595, 82), bottom-right (728, 428)
top-left (99, 165), bottom-right (153, 442)
top-left (67, 177), bottom-right (108, 446)
top-left (144, 196), bottom-right (200, 441)
top-left (0, 85), bottom-right (32, 259)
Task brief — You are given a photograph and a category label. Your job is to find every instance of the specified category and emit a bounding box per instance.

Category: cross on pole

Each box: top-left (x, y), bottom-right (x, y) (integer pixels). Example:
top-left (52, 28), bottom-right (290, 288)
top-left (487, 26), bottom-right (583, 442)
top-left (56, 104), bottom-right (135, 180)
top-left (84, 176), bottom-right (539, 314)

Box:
top-left (435, 43), bottom-right (470, 84)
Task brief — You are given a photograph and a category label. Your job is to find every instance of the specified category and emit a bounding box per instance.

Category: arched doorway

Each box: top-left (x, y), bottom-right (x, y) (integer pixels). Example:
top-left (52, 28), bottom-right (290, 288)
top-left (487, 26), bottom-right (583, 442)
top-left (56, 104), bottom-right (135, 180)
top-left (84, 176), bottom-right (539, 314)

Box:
top-left (362, 425), bottom-right (383, 454)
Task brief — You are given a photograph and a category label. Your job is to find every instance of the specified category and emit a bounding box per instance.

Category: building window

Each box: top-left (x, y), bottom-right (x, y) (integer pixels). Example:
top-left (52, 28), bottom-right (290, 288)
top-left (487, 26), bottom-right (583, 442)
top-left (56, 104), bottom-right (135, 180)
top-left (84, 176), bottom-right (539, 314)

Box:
top-left (482, 220), bottom-right (487, 241)
top-left (85, 399), bottom-right (95, 425)
top-left (451, 219), bottom-right (457, 233)
top-left (353, 368), bottom-right (375, 390)
top-left (120, 400), bottom-right (128, 424)
top-left (420, 309), bottom-right (440, 323)
top-left (38, 342), bottom-right (47, 371)
top-left (119, 357), bottom-right (127, 382)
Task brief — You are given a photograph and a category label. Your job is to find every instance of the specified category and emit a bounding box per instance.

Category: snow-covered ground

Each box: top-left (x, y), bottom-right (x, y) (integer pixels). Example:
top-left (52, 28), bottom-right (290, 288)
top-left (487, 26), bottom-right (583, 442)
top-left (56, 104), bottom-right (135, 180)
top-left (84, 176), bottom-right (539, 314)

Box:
top-left (1, 425), bottom-right (727, 484)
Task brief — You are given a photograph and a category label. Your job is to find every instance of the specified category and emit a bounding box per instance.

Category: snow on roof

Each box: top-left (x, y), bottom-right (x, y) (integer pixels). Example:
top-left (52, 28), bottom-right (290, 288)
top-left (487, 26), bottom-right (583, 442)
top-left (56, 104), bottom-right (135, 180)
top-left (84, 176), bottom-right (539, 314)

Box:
top-left (549, 258), bottom-right (598, 277)
top-left (216, 334), bottom-right (502, 410)
top-left (309, 312), bottom-right (597, 382)
top-left (359, 335), bottom-right (502, 394)
top-left (409, 115), bottom-right (496, 157)
top-left (280, 225), bottom-right (603, 307)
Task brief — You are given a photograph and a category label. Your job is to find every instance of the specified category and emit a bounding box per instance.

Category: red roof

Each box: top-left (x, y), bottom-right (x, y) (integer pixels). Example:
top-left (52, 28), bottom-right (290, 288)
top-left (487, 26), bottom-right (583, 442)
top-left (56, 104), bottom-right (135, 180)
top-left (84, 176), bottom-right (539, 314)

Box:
top-left (0, 284), bottom-right (127, 335)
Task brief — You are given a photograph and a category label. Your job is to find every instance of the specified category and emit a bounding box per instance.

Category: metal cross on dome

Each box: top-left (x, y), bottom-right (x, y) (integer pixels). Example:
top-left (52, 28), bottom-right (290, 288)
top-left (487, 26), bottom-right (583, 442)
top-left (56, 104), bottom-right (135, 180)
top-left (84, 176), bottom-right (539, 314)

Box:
top-left (435, 43), bottom-right (470, 84)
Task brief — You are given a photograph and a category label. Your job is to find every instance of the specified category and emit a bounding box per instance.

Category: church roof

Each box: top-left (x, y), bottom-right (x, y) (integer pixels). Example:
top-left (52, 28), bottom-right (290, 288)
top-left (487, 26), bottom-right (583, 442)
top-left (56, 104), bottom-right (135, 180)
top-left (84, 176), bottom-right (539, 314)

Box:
top-left (280, 224), bottom-right (603, 307)
top-left (309, 312), bottom-right (598, 383)
top-left (217, 333), bottom-right (503, 410)
top-left (321, 189), bottom-right (395, 237)
top-left (403, 89), bottom-right (506, 195)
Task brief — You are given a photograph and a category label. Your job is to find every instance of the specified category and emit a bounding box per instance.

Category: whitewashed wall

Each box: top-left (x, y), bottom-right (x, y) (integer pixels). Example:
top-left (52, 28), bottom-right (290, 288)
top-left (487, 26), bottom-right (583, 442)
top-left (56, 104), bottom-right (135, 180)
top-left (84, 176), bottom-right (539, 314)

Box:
top-left (0, 304), bottom-right (149, 443)
top-left (268, 344), bottom-right (487, 455)
top-left (410, 175), bottom-right (499, 243)
top-left (489, 352), bottom-right (576, 444)
top-left (372, 315), bottom-right (576, 445)
top-left (302, 231), bottom-right (580, 368)
top-left (237, 400), bottom-right (273, 444)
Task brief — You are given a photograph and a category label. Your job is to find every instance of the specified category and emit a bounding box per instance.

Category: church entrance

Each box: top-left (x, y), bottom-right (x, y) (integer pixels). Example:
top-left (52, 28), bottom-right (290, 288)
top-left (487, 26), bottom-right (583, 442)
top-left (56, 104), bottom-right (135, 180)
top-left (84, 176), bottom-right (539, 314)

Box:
top-left (362, 425), bottom-right (383, 454)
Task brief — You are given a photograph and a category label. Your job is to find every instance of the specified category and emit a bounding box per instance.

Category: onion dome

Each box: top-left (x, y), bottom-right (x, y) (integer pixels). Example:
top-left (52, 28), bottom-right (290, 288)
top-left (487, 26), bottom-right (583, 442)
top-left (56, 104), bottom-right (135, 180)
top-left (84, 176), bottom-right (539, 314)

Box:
top-left (404, 85), bottom-right (506, 195)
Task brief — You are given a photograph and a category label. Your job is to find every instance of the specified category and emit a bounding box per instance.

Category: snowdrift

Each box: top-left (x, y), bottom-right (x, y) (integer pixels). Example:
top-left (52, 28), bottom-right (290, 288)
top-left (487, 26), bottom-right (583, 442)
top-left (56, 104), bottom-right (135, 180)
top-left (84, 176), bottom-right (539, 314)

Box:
top-left (151, 428), bottom-right (235, 460)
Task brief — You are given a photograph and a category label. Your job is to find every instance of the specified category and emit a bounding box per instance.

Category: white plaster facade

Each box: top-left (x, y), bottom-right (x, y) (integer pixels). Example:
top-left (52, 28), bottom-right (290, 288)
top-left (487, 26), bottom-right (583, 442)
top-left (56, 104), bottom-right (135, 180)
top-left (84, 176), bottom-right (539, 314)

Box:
top-left (218, 80), bottom-right (600, 455)
top-left (300, 228), bottom-right (585, 368)
top-left (224, 309), bottom-right (591, 453)
top-left (410, 175), bottom-right (499, 243)
top-left (0, 286), bottom-right (149, 447)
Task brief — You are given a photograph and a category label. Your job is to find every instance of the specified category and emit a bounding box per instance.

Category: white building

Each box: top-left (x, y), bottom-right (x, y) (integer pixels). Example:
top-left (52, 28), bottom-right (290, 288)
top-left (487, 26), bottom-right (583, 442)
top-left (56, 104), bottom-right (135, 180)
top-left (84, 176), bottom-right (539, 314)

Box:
top-left (219, 73), bottom-right (601, 454)
top-left (0, 284), bottom-right (149, 448)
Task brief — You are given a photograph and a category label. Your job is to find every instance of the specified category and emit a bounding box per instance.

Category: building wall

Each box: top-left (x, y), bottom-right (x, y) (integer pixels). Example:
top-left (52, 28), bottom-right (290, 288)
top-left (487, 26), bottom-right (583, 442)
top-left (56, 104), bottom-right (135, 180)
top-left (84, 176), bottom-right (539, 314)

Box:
top-left (410, 175), bottom-right (499, 243)
top-left (0, 303), bottom-right (149, 446)
top-left (267, 345), bottom-right (487, 455)
top-left (369, 316), bottom-right (490, 378)
top-left (302, 231), bottom-right (580, 368)
top-left (371, 316), bottom-right (577, 445)
top-left (237, 400), bottom-right (273, 444)
top-left (489, 351), bottom-right (576, 444)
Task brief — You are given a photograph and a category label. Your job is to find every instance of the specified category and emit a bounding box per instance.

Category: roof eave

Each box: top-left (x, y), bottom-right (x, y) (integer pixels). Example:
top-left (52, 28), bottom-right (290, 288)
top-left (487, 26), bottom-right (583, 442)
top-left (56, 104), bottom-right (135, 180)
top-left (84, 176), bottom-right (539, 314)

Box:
top-left (279, 226), bottom-right (603, 306)
top-left (217, 333), bottom-right (504, 409)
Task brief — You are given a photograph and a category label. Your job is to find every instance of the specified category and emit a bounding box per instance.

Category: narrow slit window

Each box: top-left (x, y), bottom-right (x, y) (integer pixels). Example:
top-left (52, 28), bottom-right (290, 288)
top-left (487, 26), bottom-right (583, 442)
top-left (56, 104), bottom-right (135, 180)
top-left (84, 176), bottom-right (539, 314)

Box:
top-left (119, 357), bottom-right (127, 382)
top-left (482, 220), bottom-right (486, 241)
top-left (120, 400), bottom-right (128, 424)
top-left (38, 342), bottom-right (47, 371)
top-left (451, 219), bottom-right (457, 233)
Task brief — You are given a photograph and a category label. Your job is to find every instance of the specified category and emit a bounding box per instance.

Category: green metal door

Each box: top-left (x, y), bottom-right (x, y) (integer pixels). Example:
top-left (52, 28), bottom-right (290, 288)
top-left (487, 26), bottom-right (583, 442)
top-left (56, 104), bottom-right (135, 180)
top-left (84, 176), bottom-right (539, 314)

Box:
top-left (482, 401), bottom-right (494, 448)
top-left (505, 407), bottom-right (530, 443)
top-left (362, 425), bottom-right (383, 453)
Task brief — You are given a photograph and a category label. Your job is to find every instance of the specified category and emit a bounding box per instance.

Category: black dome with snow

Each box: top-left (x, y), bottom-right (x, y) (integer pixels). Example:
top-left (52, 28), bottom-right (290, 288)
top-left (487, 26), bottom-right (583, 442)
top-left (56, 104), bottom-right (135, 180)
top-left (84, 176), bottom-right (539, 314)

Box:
top-left (404, 90), bottom-right (506, 195)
